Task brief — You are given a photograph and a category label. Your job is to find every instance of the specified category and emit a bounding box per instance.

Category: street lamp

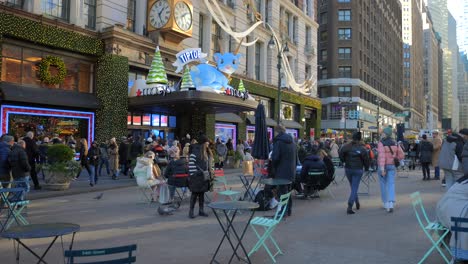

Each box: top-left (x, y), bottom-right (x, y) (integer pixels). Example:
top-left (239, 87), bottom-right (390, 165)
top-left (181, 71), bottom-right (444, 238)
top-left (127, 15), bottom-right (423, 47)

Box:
top-left (268, 35), bottom-right (289, 125)
top-left (338, 97), bottom-right (353, 140)
top-left (375, 97), bottom-right (382, 142)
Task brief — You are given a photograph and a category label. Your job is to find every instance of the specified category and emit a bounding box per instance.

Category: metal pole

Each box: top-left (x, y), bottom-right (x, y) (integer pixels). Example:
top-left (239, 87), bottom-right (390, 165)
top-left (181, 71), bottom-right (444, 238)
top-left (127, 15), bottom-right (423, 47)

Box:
top-left (276, 53), bottom-right (282, 125)
top-left (344, 106), bottom-right (347, 140)
top-left (376, 101), bottom-right (380, 142)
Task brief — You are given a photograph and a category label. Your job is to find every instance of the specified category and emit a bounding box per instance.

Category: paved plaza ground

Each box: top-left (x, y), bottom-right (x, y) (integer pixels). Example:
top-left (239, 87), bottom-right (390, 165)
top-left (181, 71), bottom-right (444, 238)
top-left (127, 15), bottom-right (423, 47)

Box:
top-left (0, 168), bottom-right (452, 263)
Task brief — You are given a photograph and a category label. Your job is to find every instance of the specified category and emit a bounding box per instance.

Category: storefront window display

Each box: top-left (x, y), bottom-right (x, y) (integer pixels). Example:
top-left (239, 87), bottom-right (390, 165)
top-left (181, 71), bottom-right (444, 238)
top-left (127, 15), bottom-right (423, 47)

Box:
top-left (215, 123), bottom-right (237, 149)
top-left (1, 105), bottom-right (94, 144)
top-left (246, 125), bottom-right (273, 143)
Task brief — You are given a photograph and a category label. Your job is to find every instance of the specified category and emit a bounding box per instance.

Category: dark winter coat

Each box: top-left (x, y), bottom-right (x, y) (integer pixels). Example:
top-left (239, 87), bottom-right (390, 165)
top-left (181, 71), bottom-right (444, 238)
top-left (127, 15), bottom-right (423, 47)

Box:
top-left (322, 154), bottom-right (335, 180)
top-left (439, 134), bottom-right (463, 171)
top-left (88, 146), bottom-right (100, 167)
top-left (119, 142), bottom-right (129, 164)
top-left (23, 137), bottom-right (38, 162)
top-left (130, 141), bottom-right (144, 160)
top-left (419, 140), bottom-right (434, 163)
top-left (461, 138), bottom-right (468, 175)
top-left (300, 155), bottom-right (328, 182)
top-left (78, 145), bottom-right (88, 166)
top-left (0, 141), bottom-right (11, 175)
top-left (188, 144), bottom-right (211, 193)
top-left (339, 141), bottom-right (369, 170)
top-left (165, 158), bottom-right (189, 187)
top-left (38, 143), bottom-right (48, 164)
top-left (271, 132), bottom-right (297, 181)
top-left (9, 144), bottom-right (31, 179)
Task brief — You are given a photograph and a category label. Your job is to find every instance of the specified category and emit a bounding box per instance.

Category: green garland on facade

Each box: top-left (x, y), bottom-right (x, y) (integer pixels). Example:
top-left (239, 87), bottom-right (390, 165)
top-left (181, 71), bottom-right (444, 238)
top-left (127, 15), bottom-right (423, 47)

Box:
top-left (0, 13), bottom-right (103, 56)
top-left (95, 54), bottom-right (129, 142)
top-left (38, 56), bottom-right (67, 84)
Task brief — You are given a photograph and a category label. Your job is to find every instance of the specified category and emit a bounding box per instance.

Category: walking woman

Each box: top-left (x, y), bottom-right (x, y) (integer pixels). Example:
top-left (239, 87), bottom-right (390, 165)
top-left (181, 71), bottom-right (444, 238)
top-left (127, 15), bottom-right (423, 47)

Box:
top-left (188, 134), bottom-right (213, 219)
top-left (377, 127), bottom-right (405, 213)
top-left (339, 132), bottom-right (369, 214)
top-left (108, 138), bottom-right (119, 179)
top-left (419, 134), bottom-right (434, 180)
top-left (75, 138), bottom-right (92, 181)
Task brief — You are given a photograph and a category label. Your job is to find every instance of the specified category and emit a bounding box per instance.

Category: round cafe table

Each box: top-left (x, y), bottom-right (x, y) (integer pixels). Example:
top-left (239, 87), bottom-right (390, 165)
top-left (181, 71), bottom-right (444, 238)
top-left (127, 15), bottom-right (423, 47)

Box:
top-left (208, 201), bottom-right (259, 264)
top-left (2, 223), bottom-right (80, 264)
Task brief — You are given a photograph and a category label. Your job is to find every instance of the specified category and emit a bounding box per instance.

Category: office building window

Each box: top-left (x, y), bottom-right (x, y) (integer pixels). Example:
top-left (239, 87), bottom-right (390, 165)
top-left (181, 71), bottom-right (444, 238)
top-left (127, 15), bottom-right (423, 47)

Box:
top-left (127, 0), bottom-right (136, 32)
top-left (320, 31), bottom-right (328, 41)
top-left (211, 20), bottom-right (221, 57)
top-left (338, 0), bottom-right (350, 2)
top-left (305, 64), bottom-right (311, 79)
top-left (338, 48), bottom-right (351, 59)
top-left (41, 0), bottom-right (70, 21)
top-left (338, 66), bottom-right (352, 78)
top-left (5, 0), bottom-right (23, 8)
top-left (199, 14), bottom-right (205, 52)
top-left (305, 26), bottom-right (311, 47)
top-left (265, 0), bottom-right (269, 22)
top-left (338, 9), bottom-right (351, 21)
top-left (320, 49), bottom-right (327, 61)
top-left (255, 42), bottom-right (262, 80)
top-left (338, 86), bottom-right (351, 97)
top-left (320, 68), bottom-right (328, 79)
top-left (320, 12), bottom-right (327, 24)
top-left (338, 28), bottom-right (352, 40)
top-left (84, 0), bottom-right (96, 30)
top-left (305, 0), bottom-right (313, 17)
top-left (293, 17), bottom-right (298, 44)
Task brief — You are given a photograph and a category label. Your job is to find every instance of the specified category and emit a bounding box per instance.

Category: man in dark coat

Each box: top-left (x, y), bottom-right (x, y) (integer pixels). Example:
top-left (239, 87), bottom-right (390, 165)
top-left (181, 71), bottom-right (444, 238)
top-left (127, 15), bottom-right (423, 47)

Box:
top-left (271, 125), bottom-right (297, 216)
top-left (118, 136), bottom-right (129, 177)
top-left (23, 131), bottom-right (41, 190)
top-left (299, 145), bottom-right (328, 197)
top-left (0, 135), bottom-right (14, 186)
top-left (9, 140), bottom-right (31, 200)
top-left (459, 128), bottom-right (468, 175)
top-left (419, 134), bottom-right (434, 180)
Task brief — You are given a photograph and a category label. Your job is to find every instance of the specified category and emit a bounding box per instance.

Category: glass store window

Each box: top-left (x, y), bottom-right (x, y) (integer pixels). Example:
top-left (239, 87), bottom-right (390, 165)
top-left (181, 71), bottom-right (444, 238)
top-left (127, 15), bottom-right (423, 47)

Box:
top-left (1, 43), bottom-right (94, 92)
top-left (281, 103), bottom-right (296, 121)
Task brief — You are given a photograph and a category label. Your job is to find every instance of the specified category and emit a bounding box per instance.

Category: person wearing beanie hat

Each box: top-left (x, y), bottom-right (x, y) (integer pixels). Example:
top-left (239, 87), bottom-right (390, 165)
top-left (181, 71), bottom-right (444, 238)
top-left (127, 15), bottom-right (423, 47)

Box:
top-left (339, 131), bottom-right (369, 214)
top-left (187, 132), bottom-right (212, 218)
top-left (377, 126), bottom-right (405, 213)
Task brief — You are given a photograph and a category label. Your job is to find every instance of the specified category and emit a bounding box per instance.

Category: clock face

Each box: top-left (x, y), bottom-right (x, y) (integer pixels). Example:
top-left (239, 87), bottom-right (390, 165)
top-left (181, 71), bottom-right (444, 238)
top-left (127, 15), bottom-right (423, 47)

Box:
top-left (174, 1), bottom-right (192, 31)
top-left (149, 0), bottom-right (171, 28)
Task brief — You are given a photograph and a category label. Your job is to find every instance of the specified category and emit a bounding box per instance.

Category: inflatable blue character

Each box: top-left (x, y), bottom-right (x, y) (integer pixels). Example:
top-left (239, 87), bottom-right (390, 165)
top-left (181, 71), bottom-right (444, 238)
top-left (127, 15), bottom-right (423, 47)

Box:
top-left (190, 52), bottom-right (242, 92)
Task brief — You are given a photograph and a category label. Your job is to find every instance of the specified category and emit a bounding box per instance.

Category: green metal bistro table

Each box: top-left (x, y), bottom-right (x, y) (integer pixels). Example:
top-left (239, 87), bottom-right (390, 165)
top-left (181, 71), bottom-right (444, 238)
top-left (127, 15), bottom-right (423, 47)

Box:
top-left (208, 201), bottom-right (259, 264)
top-left (2, 223), bottom-right (80, 264)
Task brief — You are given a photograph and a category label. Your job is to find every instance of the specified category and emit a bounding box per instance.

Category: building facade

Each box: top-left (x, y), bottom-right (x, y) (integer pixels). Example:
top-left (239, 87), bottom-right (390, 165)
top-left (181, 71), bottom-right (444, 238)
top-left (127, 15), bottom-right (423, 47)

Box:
top-left (318, 0), bottom-right (404, 141)
top-left (422, 5), bottom-right (441, 129)
top-left (448, 12), bottom-right (460, 130)
top-left (0, 0), bottom-right (321, 144)
top-left (459, 52), bottom-right (468, 128)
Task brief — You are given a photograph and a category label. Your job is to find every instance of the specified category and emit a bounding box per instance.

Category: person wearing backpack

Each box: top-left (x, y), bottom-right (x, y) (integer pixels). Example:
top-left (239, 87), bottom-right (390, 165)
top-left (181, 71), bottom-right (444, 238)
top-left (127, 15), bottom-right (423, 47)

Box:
top-left (377, 127), bottom-right (405, 213)
top-left (339, 132), bottom-right (369, 215)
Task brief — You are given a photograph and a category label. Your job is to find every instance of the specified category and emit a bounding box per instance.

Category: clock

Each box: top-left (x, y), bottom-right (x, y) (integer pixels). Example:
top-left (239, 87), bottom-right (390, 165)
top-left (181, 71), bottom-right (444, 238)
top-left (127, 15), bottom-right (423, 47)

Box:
top-left (174, 1), bottom-right (192, 31)
top-left (149, 0), bottom-right (171, 28)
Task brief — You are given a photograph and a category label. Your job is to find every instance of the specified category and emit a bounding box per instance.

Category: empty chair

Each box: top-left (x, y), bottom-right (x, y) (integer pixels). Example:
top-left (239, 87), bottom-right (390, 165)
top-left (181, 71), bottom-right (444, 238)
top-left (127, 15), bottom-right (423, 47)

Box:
top-left (65, 244), bottom-right (137, 264)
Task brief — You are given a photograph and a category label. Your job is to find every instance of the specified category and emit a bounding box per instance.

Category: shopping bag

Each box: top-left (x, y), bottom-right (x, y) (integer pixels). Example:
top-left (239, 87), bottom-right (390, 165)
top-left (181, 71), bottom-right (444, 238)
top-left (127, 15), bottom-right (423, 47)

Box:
top-left (159, 183), bottom-right (170, 204)
top-left (243, 160), bottom-right (254, 176)
top-left (452, 155), bottom-right (460, 171)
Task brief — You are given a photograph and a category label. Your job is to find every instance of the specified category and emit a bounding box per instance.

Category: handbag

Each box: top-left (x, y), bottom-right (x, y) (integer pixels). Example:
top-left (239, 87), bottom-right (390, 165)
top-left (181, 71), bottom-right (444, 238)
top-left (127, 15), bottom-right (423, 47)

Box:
top-left (387, 145), bottom-right (400, 167)
top-left (196, 162), bottom-right (210, 181)
top-left (452, 155), bottom-right (460, 170)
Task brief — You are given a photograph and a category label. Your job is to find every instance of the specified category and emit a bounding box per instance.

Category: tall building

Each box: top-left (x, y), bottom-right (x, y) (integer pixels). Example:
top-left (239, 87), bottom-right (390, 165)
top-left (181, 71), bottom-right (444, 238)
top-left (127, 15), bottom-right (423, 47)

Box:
top-left (0, 0), bottom-right (321, 143)
top-left (423, 6), bottom-right (441, 129)
top-left (427, 0), bottom-right (457, 129)
top-left (448, 0), bottom-right (468, 54)
top-left (458, 52), bottom-right (468, 128)
top-left (448, 12), bottom-right (460, 130)
top-left (401, 0), bottom-right (425, 131)
top-left (318, 0), bottom-right (404, 140)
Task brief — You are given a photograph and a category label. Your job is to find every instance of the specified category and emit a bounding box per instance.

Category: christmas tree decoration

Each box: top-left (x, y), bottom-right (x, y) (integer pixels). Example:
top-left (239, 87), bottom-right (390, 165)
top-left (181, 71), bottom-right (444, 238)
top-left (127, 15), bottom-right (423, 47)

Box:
top-left (237, 79), bottom-right (245, 92)
top-left (146, 46), bottom-right (168, 84)
top-left (180, 66), bottom-right (195, 90)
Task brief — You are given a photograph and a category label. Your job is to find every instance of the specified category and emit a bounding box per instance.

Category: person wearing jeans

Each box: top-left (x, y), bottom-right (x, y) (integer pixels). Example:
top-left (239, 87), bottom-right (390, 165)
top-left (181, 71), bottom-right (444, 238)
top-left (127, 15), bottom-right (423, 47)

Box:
top-left (377, 126), bottom-right (405, 213)
top-left (9, 140), bottom-right (31, 201)
top-left (15, 176), bottom-right (30, 201)
top-left (419, 134), bottom-right (434, 181)
top-left (339, 132), bottom-right (369, 215)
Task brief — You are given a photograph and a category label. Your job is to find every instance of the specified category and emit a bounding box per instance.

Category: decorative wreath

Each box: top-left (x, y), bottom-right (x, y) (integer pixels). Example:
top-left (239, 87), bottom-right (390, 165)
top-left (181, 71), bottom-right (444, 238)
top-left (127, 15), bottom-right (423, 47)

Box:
top-left (38, 56), bottom-right (67, 85)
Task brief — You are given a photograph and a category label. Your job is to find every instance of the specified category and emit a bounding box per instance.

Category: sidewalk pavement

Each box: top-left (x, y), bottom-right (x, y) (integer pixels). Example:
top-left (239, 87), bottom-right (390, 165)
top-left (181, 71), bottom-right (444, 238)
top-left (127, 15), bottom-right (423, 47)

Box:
top-left (28, 168), bottom-right (244, 200)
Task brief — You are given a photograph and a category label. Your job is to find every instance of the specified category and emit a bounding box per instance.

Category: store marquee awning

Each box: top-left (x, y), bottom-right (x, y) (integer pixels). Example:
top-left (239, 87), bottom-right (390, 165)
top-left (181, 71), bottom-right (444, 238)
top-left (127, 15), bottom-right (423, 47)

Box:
top-left (129, 90), bottom-right (258, 114)
top-left (246, 115), bottom-right (278, 127)
top-left (0, 82), bottom-right (100, 109)
top-left (281, 120), bottom-right (303, 129)
top-left (215, 113), bottom-right (243, 123)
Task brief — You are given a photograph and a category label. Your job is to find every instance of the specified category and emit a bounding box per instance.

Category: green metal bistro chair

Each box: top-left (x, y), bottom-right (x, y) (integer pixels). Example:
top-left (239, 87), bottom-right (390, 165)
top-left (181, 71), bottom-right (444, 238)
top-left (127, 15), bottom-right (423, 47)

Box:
top-left (248, 192), bottom-right (291, 263)
top-left (133, 171), bottom-right (155, 204)
top-left (0, 181), bottom-right (30, 230)
top-left (65, 244), bottom-right (137, 264)
top-left (212, 170), bottom-right (241, 202)
top-left (306, 171), bottom-right (335, 199)
top-left (410, 192), bottom-right (451, 264)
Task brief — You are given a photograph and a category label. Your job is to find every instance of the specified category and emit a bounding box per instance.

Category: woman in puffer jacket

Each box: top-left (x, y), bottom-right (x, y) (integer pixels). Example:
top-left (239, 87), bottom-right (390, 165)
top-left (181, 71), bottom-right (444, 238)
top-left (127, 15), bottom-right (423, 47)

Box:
top-left (377, 126), bottom-right (405, 213)
top-left (133, 151), bottom-right (164, 201)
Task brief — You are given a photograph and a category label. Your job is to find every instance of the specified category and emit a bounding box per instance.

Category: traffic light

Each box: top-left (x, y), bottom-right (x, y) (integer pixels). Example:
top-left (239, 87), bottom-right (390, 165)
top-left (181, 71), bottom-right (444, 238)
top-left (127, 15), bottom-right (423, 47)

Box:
top-left (360, 121), bottom-right (364, 128)
top-left (356, 121), bottom-right (360, 128)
